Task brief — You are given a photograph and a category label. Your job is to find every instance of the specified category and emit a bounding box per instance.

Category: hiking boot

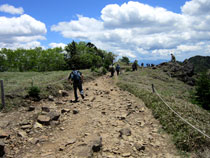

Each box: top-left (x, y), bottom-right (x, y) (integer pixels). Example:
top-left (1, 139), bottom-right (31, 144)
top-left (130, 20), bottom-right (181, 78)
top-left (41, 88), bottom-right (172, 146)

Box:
top-left (81, 94), bottom-right (85, 99)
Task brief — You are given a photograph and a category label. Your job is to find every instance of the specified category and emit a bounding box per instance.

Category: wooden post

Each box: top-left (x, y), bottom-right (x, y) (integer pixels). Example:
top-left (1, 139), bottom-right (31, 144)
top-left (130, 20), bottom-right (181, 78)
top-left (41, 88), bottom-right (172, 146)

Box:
top-left (0, 80), bottom-right (5, 108)
top-left (152, 84), bottom-right (155, 93)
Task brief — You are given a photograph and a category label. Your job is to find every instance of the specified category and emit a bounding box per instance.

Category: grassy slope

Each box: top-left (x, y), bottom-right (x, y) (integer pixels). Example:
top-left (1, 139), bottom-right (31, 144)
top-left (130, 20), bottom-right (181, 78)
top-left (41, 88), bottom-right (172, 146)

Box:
top-left (0, 70), bottom-right (98, 111)
top-left (117, 67), bottom-right (210, 157)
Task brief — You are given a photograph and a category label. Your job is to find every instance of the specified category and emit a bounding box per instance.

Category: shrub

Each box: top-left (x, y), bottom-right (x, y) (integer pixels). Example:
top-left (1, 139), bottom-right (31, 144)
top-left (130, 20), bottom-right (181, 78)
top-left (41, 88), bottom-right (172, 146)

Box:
top-left (125, 67), bottom-right (131, 72)
top-left (28, 86), bottom-right (40, 98)
top-left (101, 67), bottom-right (108, 75)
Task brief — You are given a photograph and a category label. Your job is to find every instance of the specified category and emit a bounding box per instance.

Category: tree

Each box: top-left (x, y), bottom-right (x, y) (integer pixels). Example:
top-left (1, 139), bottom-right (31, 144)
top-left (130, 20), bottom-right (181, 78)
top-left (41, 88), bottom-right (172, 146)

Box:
top-left (103, 52), bottom-right (116, 69)
top-left (120, 56), bottom-right (130, 65)
top-left (193, 71), bottom-right (210, 110)
top-left (65, 41), bottom-right (77, 58)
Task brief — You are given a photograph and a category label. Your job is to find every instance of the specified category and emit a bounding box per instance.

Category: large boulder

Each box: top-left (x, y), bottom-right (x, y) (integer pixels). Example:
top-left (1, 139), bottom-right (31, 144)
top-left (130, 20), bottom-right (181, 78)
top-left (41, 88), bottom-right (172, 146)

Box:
top-left (158, 61), bottom-right (195, 85)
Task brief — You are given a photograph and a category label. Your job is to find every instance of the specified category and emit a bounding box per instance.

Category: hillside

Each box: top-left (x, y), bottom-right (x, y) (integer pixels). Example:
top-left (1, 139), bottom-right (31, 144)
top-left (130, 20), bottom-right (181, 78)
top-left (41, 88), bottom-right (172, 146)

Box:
top-left (186, 55), bottom-right (210, 73)
top-left (0, 73), bottom-right (180, 158)
top-left (0, 67), bottom-right (209, 157)
top-left (117, 67), bottom-right (210, 157)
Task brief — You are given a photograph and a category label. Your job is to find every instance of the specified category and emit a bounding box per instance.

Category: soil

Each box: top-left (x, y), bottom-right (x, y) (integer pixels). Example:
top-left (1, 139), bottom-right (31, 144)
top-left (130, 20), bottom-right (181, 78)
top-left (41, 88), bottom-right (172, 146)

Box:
top-left (0, 75), bottom-right (180, 158)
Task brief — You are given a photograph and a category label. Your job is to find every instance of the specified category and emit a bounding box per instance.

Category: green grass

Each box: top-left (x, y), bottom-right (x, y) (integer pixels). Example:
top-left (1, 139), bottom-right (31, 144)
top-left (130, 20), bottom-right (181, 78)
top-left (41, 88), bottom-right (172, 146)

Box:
top-left (0, 69), bottom-right (98, 111)
top-left (117, 67), bottom-right (210, 157)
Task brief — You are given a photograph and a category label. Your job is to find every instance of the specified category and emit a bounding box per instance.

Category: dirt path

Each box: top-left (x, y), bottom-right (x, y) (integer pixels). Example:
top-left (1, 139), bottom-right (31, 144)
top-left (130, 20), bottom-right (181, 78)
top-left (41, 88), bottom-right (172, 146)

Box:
top-left (0, 75), bottom-right (180, 158)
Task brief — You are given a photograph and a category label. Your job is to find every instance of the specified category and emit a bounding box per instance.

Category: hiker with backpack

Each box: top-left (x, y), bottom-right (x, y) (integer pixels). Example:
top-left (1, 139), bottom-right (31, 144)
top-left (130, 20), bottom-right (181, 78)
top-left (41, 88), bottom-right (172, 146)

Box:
top-left (68, 67), bottom-right (85, 102)
top-left (110, 64), bottom-right (115, 77)
top-left (115, 64), bottom-right (120, 76)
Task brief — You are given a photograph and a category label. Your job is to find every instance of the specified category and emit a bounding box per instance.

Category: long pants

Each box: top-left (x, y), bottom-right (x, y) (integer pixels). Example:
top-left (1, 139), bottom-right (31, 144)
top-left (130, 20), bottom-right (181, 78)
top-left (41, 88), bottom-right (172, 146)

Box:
top-left (116, 70), bottom-right (120, 75)
top-left (111, 71), bottom-right (114, 77)
top-left (73, 82), bottom-right (84, 100)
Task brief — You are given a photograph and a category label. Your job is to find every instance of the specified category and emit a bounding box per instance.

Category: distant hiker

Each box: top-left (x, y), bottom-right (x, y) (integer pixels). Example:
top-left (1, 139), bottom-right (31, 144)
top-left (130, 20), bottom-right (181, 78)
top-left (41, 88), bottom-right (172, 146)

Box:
top-left (171, 54), bottom-right (176, 62)
top-left (110, 65), bottom-right (115, 77)
top-left (141, 63), bottom-right (144, 67)
top-left (68, 67), bottom-right (84, 102)
top-left (132, 60), bottom-right (138, 71)
top-left (115, 64), bottom-right (120, 76)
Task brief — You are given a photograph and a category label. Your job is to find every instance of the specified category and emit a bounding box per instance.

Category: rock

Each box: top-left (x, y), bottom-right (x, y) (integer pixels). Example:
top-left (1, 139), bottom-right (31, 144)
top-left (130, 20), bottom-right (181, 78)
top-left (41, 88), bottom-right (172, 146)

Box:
top-left (37, 115), bottom-right (51, 125)
top-left (33, 122), bottom-right (43, 129)
top-left (48, 95), bottom-right (54, 101)
top-left (48, 111), bottom-right (60, 121)
top-left (117, 113), bottom-right (127, 120)
top-left (61, 109), bottom-right (71, 113)
top-left (65, 138), bottom-right (76, 147)
top-left (90, 97), bottom-right (96, 102)
top-left (59, 145), bottom-right (65, 151)
top-left (28, 106), bottom-right (35, 111)
top-left (75, 145), bottom-right (93, 158)
top-left (119, 128), bottom-right (131, 137)
top-left (158, 61), bottom-right (195, 85)
top-left (0, 140), bottom-right (5, 157)
top-left (0, 129), bottom-right (10, 138)
top-left (55, 101), bottom-right (64, 105)
top-left (122, 153), bottom-right (131, 157)
top-left (73, 109), bottom-right (79, 114)
top-left (104, 90), bottom-right (110, 94)
top-left (134, 143), bottom-right (146, 151)
top-left (21, 124), bottom-right (32, 130)
top-left (59, 90), bottom-right (69, 97)
top-left (101, 111), bottom-right (106, 115)
top-left (17, 130), bottom-right (27, 138)
top-left (41, 106), bottom-right (50, 112)
top-left (51, 120), bottom-right (60, 126)
top-left (87, 134), bottom-right (102, 152)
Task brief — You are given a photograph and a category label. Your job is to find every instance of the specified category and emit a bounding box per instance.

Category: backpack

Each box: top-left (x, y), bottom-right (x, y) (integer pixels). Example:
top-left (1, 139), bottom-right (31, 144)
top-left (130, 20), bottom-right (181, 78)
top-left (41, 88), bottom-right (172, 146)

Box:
top-left (116, 65), bottom-right (120, 71)
top-left (71, 70), bottom-right (81, 82)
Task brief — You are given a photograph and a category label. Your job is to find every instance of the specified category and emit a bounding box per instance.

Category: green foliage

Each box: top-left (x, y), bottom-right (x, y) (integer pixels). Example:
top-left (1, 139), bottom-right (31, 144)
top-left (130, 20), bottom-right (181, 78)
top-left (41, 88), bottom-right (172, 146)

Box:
top-left (125, 67), bottom-right (131, 72)
top-left (28, 86), bottom-right (40, 98)
top-left (120, 56), bottom-right (130, 65)
top-left (0, 47), bottom-right (66, 72)
top-left (187, 56), bottom-right (210, 73)
top-left (0, 41), bottom-right (115, 72)
top-left (193, 71), bottom-right (210, 110)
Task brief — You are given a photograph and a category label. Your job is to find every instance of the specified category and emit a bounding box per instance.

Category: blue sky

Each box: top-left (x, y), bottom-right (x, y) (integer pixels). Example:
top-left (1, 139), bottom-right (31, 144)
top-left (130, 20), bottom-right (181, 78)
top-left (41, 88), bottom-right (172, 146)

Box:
top-left (1, 0), bottom-right (210, 62)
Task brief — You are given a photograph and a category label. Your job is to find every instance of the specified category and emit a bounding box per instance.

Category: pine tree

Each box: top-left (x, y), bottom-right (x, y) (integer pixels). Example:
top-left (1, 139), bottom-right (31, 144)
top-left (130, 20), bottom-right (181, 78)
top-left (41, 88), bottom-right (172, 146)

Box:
top-left (194, 71), bottom-right (210, 110)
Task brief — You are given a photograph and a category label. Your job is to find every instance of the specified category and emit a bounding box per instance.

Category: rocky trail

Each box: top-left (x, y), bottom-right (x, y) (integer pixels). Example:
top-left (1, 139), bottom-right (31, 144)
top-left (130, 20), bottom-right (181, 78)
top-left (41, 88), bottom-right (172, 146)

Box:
top-left (0, 75), bottom-right (180, 158)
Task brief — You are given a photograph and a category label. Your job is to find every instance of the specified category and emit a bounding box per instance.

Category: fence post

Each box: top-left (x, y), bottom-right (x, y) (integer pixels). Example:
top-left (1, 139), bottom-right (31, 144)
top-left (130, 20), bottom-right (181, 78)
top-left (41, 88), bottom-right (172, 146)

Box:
top-left (152, 84), bottom-right (155, 93)
top-left (0, 80), bottom-right (5, 108)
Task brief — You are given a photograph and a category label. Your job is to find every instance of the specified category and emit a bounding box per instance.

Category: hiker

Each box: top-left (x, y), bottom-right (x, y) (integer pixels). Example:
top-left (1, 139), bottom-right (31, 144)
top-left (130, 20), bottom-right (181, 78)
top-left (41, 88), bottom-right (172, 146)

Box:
top-left (68, 67), bottom-right (84, 102)
top-left (132, 60), bottom-right (138, 71)
top-left (171, 54), bottom-right (176, 62)
top-left (115, 64), bottom-right (120, 76)
top-left (110, 64), bottom-right (115, 77)
top-left (141, 63), bottom-right (144, 67)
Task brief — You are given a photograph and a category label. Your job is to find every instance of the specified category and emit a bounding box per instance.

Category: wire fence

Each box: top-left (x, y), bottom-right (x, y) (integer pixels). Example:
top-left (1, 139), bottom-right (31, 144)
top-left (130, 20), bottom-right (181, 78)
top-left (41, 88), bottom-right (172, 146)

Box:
top-left (152, 84), bottom-right (210, 139)
top-left (0, 74), bottom-right (69, 108)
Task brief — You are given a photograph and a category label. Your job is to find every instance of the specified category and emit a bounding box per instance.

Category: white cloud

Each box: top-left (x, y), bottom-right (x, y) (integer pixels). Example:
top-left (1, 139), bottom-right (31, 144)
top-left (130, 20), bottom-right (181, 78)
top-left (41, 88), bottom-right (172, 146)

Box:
top-left (51, 0), bottom-right (210, 61)
top-left (0, 41), bottom-right (41, 49)
top-left (0, 14), bottom-right (47, 49)
top-left (51, 15), bottom-right (103, 40)
top-left (0, 4), bottom-right (24, 15)
top-left (49, 43), bottom-right (66, 49)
